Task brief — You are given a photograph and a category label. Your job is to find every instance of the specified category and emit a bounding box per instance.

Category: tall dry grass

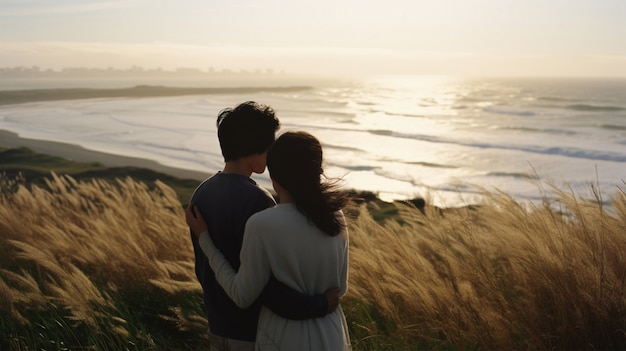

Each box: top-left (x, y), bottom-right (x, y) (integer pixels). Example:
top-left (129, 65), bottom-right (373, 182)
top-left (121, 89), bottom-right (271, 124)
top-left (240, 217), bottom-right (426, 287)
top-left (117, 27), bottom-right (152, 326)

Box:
top-left (1, 172), bottom-right (625, 350)
top-left (346, 184), bottom-right (626, 350)
top-left (0, 173), bottom-right (206, 350)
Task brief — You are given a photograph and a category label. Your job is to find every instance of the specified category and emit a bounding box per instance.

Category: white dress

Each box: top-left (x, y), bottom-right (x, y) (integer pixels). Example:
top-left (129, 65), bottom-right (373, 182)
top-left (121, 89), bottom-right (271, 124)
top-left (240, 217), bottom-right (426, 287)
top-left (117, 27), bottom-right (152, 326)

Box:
top-left (199, 203), bottom-right (351, 351)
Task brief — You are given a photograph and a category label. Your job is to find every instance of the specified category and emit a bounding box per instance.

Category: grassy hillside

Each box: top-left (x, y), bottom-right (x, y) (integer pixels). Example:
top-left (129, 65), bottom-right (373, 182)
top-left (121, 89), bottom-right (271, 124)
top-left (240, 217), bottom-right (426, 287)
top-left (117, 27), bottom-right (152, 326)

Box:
top-left (0, 146), bottom-right (200, 204)
top-left (1, 149), bottom-right (625, 350)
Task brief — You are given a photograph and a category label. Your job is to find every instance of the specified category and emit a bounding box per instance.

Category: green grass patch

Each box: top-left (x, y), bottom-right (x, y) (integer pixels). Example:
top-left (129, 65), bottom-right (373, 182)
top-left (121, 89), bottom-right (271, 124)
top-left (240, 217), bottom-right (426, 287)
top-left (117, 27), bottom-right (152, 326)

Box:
top-left (0, 146), bottom-right (199, 203)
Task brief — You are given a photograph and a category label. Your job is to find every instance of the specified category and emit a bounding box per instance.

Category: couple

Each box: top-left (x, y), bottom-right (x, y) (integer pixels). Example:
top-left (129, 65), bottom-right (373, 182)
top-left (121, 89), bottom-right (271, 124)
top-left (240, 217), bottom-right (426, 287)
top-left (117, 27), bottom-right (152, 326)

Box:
top-left (185, 101), bottom-right (351, 351)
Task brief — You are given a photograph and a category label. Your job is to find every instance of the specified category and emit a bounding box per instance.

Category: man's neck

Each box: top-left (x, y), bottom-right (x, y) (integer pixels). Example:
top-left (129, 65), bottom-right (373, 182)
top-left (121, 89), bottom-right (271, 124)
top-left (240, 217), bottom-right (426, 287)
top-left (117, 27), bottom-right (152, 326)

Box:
top-left (222, 160), bottom-right (252, 177)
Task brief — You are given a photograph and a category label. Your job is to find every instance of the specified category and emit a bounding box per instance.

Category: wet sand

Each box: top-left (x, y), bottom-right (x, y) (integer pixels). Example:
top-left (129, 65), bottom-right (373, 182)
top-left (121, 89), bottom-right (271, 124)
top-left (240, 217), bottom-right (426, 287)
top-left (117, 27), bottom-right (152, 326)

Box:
top-left (0, 129), bottom-right (207, 181)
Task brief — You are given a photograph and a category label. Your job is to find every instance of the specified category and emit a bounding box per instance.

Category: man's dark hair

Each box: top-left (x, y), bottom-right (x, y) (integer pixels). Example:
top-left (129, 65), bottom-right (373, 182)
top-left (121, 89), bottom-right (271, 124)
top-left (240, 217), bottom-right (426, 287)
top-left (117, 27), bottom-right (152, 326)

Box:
top-left (217, 101), bottom-right (280, 162)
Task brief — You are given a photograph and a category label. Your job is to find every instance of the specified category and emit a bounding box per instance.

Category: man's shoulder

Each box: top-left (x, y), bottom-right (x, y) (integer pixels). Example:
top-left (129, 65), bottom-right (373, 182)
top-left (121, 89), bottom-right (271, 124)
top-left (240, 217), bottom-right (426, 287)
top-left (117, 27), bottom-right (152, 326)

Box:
top-left (205, 173), bottom-right (261, 189)
top-left (191, 173), bottom-right (274, 203)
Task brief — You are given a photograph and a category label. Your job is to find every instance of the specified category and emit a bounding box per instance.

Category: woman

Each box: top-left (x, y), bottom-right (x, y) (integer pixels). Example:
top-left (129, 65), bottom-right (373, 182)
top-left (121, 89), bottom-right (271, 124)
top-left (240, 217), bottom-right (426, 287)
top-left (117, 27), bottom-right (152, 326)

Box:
top-left (186, 131), bottom-right (351, 350)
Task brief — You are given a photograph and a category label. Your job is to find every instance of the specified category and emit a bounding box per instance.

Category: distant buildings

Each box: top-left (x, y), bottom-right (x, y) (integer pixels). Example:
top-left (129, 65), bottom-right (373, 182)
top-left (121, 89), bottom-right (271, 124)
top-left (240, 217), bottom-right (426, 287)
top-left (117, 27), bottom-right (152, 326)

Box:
top-left (0, 66), bottom-right (281, 79)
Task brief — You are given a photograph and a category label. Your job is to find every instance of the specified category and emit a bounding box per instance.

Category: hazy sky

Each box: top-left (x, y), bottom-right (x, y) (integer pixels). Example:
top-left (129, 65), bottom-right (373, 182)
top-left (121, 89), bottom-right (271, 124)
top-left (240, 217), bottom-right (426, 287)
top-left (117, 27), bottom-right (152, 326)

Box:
top-left (1, 0), bottom-right (625, 77)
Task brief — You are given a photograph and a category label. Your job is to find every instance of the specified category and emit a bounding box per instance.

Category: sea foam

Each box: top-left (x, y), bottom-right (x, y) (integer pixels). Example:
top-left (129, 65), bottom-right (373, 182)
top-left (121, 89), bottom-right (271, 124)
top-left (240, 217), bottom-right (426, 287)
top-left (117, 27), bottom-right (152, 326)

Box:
top-left (1, 76), bottom-right (624, 207)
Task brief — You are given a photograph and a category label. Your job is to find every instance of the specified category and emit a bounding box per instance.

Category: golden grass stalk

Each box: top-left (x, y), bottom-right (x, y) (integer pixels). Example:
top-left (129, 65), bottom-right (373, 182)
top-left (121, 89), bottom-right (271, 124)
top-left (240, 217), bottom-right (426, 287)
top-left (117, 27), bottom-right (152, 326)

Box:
top-left (345, 183), bottom-right (626, 350)
top-left (0, 173), bottom-right (200, 342)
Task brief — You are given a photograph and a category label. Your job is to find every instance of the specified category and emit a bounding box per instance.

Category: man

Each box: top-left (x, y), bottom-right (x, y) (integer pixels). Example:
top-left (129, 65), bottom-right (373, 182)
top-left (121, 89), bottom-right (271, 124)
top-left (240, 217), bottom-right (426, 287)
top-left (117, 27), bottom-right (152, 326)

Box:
top-left (189, 101), bottom-right (338, 350)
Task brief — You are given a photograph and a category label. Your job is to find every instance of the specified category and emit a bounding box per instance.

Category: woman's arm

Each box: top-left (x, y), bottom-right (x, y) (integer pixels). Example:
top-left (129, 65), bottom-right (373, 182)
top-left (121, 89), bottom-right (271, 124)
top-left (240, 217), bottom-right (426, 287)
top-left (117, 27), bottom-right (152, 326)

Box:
top-left (187, 204), bottom-right (270, 308)
top-left (187, 204), bottom-right (341, 315)
top-left (187, 204), bottom-right (342, 313)
top-left (197, 229), bottom-right (271, 308)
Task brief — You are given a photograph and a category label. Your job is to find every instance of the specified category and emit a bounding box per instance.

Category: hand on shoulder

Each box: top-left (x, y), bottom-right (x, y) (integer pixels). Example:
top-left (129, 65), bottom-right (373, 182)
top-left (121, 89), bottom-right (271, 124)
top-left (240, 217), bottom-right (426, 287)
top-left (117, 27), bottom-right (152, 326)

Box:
top-left (185, 204), bottom-right (208, 237)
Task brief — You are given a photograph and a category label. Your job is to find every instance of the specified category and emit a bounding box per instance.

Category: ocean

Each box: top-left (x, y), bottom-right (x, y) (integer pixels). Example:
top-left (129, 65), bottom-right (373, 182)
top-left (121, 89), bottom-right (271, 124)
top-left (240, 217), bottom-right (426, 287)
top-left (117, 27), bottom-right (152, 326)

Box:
top-left (0, 75), bottom-right (624, 207)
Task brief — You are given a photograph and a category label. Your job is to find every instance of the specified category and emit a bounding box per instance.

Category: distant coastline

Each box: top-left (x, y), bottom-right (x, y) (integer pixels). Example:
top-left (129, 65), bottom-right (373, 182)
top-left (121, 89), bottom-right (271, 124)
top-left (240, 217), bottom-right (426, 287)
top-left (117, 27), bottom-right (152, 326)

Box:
top-left (0, 85), bottom-right (313, 106)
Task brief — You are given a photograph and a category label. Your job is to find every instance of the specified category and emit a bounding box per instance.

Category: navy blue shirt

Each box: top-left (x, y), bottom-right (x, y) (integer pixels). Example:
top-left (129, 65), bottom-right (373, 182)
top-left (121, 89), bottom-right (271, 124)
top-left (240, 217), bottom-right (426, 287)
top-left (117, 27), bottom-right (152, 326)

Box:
top-left (190, 172), bottom-right (327, 341)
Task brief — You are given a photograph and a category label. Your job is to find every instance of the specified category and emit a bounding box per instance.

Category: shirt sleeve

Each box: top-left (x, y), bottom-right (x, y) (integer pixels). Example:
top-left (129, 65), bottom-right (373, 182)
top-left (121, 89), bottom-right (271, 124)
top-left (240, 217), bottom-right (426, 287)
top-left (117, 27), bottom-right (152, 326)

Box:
top-left (261, 276), bottom-right (329, 319)
top-left (198, 222), bottom-right (271, 308)
top-left (338, 210), bottom-right (349, 297)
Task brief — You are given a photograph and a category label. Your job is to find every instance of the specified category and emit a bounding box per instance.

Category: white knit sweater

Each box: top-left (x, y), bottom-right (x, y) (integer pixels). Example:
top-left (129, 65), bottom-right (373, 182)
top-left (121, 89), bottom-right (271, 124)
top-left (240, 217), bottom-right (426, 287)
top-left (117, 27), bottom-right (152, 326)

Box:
top-left (199, 203), bottom-right (351, 351)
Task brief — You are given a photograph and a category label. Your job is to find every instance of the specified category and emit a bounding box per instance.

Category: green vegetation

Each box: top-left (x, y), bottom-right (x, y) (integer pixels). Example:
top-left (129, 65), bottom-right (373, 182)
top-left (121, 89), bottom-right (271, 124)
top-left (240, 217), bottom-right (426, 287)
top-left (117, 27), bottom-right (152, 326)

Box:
top-left (0, 146), bottom-right (199, 203)
top-left (1, 147), bottom-right (625, 350)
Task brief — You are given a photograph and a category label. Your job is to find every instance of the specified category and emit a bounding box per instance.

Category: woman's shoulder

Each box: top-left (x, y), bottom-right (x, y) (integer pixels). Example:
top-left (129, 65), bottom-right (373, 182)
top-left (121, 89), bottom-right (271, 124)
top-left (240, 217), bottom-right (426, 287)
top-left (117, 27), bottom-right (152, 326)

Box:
top-left (247, 203), bottom-right (299, 226)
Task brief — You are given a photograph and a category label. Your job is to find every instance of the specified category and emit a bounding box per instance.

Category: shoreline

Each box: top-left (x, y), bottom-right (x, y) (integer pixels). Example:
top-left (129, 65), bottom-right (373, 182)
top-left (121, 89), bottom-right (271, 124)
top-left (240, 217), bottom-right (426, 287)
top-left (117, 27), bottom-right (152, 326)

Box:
top-left (0, 129), bottom-right (412, 214)
top-left (0, 129), bottom-right (208, 181)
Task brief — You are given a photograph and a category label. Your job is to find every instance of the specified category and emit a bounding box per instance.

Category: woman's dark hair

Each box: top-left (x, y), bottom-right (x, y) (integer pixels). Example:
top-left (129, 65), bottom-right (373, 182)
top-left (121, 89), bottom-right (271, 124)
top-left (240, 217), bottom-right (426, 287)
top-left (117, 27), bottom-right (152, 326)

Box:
top-left (267, 131), bottom-right (349, 236)
top-left (217, 101), bottom-right (280, 162)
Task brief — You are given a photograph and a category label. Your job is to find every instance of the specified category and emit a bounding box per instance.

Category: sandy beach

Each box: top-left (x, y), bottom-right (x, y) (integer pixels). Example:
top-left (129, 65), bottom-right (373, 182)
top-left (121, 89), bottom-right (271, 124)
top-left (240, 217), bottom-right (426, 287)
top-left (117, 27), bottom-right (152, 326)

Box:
top-left (0, 86), bottom-right (223, 181)
top-left (0, 129), bottom-right (207, 181)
